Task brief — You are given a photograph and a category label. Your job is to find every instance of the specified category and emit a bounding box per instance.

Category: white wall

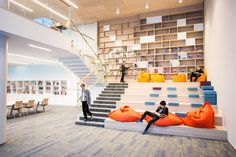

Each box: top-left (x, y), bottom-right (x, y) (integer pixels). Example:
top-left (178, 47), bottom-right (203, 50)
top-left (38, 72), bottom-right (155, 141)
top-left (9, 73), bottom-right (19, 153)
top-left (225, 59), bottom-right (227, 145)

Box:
top-left (8, 64), bottom-right (78, 106)
top-left (205, 0), bottom-right (236, 148)
top-left (7, 64), bottom-right (105, 106)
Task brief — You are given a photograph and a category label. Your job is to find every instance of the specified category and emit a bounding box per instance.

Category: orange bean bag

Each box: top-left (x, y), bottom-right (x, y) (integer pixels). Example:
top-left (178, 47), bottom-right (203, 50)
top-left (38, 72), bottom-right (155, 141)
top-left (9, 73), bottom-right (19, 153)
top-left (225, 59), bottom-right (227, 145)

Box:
top-left (150, 73), bottom-right (165, 82)
top-left (172, 73), bottom-right (187, 82)
top-left (137, 71), bottom-right (150, 82)
top-left (193, 69), bottom-right (207, 82)
top-left (108, 106), bottom-right (141, 122)
top-left (183, 102), bottom-right (215, 128)
top-left (145, 113), bottom-right (183, 127)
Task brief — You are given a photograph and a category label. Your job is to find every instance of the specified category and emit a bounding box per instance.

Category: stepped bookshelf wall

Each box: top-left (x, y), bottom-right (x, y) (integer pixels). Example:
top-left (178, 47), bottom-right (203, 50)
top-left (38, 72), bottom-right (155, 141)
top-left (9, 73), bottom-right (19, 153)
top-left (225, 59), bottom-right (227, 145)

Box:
top-left (98, 5), bottom-right (204, 80)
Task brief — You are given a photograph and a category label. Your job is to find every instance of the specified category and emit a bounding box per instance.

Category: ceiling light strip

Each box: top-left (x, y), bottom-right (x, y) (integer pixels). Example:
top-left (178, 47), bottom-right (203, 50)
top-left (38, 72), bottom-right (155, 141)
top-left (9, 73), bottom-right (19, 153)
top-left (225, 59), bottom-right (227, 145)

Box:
top-left (64, 0), bottom-right (78, 9)
top-left (8, 53), bottom-right (61, 64)
top-left (28, 44), bottom-right (52, 52)
top-left (9, 0), bottom-right (34, 12)
top-left (33, 0), bottom-right (69, 20)
top-left (8, 61), bottom-right (29, 65)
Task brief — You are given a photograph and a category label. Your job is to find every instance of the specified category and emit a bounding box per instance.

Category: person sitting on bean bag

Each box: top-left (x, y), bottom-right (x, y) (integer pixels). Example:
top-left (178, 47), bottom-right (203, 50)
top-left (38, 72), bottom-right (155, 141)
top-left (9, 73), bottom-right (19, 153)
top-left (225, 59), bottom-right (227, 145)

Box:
top-left (136, 100), bottom-right (168, 135)
top-left (190, 66), bottom-right (204, 82)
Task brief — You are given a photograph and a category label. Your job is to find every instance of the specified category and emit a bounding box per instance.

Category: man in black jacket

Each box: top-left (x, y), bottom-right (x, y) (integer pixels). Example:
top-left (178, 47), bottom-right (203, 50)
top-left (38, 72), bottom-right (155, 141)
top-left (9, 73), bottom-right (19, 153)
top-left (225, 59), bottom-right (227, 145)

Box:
top-left (120, 62), bottom-right (130, 82)
top-left (137, 100), bottom-right (169, 134)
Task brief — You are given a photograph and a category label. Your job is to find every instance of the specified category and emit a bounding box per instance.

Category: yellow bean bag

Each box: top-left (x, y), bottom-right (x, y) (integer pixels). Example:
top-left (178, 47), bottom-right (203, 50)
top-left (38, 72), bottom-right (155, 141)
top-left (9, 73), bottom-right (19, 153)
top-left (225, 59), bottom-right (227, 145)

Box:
top-left (150, 73), bottom-right (165, 82)
top-left (194, 69), bottom-right (207, 82)
top-left (172, 73), bottom-right (187, 82)
top-left (137, 71), bottom-right (150, 82)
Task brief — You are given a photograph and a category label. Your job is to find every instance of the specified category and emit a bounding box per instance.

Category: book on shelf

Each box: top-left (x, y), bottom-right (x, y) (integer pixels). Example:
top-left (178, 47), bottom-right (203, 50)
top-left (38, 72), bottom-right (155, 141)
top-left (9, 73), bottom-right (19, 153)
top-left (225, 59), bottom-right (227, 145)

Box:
top-left (170, 60), bottom-right (180, 67)
top-left (178, 52), bottom-right (188, 59)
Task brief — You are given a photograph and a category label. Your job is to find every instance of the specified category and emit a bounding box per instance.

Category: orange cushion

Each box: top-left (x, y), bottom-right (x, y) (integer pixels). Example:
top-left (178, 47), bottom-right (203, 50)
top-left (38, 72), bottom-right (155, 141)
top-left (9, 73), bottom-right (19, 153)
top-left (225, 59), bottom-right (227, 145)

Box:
top-left (145, 113), bottom-right (183, 127)
top-left (172, 73), bottom-right (187, 82)
top-left (137, 71), bottom-right (150, 82)
top-left (108, 106), bottom-right (141, 122)
top-left (150, 73), bottom-right (165, 82)
top-left (183, 102), bottom-right (215, 128)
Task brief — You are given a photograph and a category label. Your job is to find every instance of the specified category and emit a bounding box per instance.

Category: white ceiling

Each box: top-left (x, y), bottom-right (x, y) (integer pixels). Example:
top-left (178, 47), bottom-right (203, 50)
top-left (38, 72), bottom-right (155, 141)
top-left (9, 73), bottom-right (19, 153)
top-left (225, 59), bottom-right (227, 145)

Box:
top-left (7, 35), bottom-right (76, 66)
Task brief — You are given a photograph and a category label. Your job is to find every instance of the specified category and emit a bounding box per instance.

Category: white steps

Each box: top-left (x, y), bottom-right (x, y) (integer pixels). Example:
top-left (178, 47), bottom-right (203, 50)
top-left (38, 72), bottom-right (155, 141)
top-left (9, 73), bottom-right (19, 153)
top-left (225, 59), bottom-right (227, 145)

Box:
top-left (121, 94), bottom-right (204, 103)
top-left (116, 101), bottom-right (218, 113)
top-left (105, 118), bottom-right (227, 140)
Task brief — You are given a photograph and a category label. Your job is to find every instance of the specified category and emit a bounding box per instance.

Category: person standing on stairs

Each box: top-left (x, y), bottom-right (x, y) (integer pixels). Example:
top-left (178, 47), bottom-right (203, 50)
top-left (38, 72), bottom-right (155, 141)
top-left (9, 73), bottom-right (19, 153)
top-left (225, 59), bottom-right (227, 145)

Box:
top-left (136, 100), bottom-right (169, 135)
top-left (80, 83), bottom-right (93, 122)
top-left (120, 61), bottom-right (130, 83)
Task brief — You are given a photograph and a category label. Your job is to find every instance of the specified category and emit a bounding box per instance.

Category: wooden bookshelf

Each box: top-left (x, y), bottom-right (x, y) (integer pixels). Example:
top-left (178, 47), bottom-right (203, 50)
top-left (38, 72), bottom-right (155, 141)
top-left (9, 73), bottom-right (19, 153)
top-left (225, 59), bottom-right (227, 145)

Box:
top-left (98, 6), bottom-right (204, 80)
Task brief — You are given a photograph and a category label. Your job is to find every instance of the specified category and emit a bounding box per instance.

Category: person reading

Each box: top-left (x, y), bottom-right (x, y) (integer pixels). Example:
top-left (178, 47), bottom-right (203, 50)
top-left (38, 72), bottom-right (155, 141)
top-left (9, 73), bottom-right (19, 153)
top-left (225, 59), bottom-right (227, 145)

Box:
top-left (190, 66), bottom-right (204, 82)
top-left (136, 100), bottom-right (169, 135)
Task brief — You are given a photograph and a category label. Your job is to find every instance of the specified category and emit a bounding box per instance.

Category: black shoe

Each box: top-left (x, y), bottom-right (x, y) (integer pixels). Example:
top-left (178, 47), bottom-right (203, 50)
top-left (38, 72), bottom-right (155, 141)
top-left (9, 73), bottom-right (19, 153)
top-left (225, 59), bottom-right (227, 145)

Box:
top-left (84, 119), bottom-right (87, 122)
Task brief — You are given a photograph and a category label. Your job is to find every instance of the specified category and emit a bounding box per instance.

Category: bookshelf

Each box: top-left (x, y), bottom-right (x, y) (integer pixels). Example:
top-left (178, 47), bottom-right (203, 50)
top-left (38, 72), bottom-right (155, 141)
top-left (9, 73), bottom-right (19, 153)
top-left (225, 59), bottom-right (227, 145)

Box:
top-left (98, 7), bottom-right (204, 80)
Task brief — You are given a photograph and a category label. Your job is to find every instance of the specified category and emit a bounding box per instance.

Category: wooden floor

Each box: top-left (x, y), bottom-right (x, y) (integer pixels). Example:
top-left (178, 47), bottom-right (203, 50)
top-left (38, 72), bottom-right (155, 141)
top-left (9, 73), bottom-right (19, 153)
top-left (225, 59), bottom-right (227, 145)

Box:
top-left (0, 106), bottom-right (236, 157)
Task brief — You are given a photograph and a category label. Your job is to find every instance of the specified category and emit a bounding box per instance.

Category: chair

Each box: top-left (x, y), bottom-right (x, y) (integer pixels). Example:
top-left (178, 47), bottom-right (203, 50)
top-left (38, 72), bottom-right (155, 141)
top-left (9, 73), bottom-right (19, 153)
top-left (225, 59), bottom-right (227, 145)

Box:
top-left (10, 101), bottom-right (23, 118)
top-left (36, 98), bottom-right (49, 112)
top-left (23, 100), bottom-right (35, 116)
top-left (172, 73), bottom-right (187, 82)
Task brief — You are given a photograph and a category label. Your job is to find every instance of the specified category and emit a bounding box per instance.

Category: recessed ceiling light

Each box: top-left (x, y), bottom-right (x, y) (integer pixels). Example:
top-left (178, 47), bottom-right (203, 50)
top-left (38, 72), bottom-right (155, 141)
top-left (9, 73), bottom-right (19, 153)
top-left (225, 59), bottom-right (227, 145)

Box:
top-left (145, 2), bottom-right (149, 9)
top-left (9, 0), bottom-right (34, 12)
top-left (33, 0), bottom-right (69, 20)
top-left (178, 0), bottom-right (183, 3)
top-left (116, 8), bottom-right (120, 15)
top-left (64, 0), bottom-right (78, 9)
top-left (28, 44), bottom-right (52, 52)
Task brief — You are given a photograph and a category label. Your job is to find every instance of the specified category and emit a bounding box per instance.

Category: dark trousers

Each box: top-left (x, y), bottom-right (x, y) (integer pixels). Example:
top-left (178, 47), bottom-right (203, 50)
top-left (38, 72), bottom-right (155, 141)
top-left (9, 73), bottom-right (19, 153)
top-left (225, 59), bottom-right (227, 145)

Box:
top-left (140, 111), bottom-right (160, 132)
top-left (82, 101), bottom-right (92, 119)
top-left (120, 72), bottom-right (125, 82)
top-left (190, 72), bottom-right (201, 82)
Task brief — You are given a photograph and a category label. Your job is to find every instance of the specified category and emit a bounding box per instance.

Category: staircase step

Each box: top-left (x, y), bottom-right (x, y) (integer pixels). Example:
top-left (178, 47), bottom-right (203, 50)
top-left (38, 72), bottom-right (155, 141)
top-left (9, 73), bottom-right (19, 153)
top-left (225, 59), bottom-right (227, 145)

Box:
top-left (104, 88), bottom-right (125, 91)
top-left (102, 91), bottom-right (124, 94)
top-left (90, 107), bottom-right (112, 112)
top-left (108, 83), bottom-right (128, 85)
top-left (94, 100), bottom-right (116, 104)
top-left (96, 97), bottom-right (121, 101)
top-left (106, 85), bottom-right (128, 88)
top-left (99, 94), bottom-right (121, 97)
top-left (91, 111), bottom-right (109, 117)
top-left (90, 104), bottom-right (116, 109)
top-left (75, 120), bottom-right (104, 128)
top-left (79, 116), bottom-right (106, 122)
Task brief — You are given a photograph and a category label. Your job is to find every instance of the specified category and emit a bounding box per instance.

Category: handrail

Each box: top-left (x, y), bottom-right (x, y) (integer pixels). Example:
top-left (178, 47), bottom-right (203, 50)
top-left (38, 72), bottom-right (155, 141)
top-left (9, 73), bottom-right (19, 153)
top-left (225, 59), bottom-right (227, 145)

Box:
top-left (70, 21), bottom-right (106, 69)
top-left (78, 63), bottom-right (104, 84)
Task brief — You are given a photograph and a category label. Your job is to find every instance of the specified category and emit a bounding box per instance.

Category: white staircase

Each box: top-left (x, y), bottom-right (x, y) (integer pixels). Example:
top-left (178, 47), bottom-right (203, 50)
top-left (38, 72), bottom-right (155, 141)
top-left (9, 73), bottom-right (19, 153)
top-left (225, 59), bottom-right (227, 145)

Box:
top-left (59, 56), bottom-right (97, 86)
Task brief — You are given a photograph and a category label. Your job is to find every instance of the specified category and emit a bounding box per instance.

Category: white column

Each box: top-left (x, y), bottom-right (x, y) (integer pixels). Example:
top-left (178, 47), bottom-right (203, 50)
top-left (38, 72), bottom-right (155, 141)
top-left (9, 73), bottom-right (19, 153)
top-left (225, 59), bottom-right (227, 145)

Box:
top-left (0, 0), bottom-right (8, 9)
top-left (0, 35), bottom-right (7, 145)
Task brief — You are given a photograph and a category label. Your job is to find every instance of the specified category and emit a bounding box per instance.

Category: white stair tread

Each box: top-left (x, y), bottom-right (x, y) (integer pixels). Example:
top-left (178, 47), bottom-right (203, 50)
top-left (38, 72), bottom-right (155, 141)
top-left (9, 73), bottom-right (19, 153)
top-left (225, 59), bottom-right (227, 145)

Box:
top-left (105, 118), bottom-right (227, 140)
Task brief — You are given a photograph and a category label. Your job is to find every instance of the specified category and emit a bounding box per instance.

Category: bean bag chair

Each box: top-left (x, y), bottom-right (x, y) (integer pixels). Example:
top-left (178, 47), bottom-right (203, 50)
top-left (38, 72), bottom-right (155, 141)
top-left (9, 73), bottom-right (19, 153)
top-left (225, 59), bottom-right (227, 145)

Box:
top-left (150, 73), bottom-right (165, 82)
top-left (108, 106), bottom-right (141, 122)
top-left (137, 71), bottom-right (150, 82)
top-left (172, 73), bottom-right (187, 82)
top-left (183, 102), bottom-right (215, 128)
top-left (144, 113), bottom-right (183, 127)
top-left (193, 69), bottom-right (207, 82)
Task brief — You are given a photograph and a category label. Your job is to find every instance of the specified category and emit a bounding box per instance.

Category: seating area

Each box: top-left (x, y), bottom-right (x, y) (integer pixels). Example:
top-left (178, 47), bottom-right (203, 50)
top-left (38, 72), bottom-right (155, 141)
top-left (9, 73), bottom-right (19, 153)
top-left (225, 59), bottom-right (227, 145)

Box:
top-left (7, 98), bottom-right (49, 119)
top-left (104, 82), bottom-right (227, 140)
